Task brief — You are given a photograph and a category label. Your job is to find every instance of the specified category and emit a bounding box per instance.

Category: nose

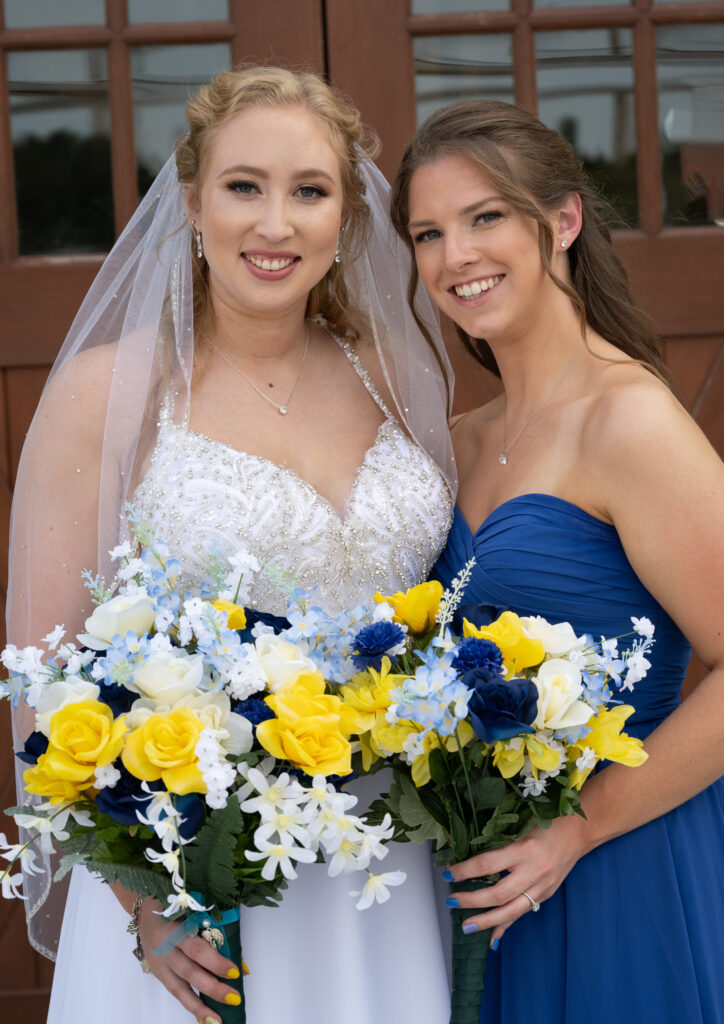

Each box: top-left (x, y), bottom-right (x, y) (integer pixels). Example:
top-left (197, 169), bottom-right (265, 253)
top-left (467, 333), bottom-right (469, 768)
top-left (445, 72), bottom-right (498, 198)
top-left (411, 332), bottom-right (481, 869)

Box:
top-left (443, 228), bottom-right (477, 272)
top-left (255, 196), bottom-right (293, 243)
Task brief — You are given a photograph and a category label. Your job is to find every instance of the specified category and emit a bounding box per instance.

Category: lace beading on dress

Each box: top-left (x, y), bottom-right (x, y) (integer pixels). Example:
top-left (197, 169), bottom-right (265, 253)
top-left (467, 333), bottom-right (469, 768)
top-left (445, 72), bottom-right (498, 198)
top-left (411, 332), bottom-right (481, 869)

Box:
top-left (133, 340), bottom-right (453, 615)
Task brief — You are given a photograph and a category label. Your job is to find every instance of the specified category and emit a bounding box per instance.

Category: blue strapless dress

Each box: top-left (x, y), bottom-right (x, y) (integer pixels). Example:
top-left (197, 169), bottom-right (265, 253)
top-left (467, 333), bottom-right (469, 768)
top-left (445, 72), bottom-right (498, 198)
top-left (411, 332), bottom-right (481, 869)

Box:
top-left (433, 495), bottom-right (724, 1024)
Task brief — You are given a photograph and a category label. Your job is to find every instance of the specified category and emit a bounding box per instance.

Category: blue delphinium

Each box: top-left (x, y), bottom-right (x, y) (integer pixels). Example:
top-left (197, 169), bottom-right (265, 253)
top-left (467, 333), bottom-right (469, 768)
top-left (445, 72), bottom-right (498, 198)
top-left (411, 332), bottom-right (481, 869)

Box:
top-left (451, 636), bottom-right (504, 678)
top-left (352, 621), bottom-right (407, 671)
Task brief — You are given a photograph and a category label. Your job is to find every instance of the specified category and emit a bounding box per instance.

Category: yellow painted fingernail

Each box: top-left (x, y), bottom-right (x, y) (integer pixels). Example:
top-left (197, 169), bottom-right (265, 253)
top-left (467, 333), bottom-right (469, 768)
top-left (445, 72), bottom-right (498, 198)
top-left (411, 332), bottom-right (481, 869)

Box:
top-left (224, 992), bottom-right (242, 1006)
top-left (242, 960), bottom-right (250, 976)
top-left (226, 967), bottom-right (240, 979)
top-left (202, 1018), bottom-right (219, 1024)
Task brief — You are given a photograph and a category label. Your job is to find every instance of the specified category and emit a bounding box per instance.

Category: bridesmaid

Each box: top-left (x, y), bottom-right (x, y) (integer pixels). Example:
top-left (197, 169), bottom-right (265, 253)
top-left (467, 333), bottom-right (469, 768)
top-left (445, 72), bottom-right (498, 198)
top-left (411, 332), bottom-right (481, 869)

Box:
top-left (391, 101), bottom-right (724, 1023)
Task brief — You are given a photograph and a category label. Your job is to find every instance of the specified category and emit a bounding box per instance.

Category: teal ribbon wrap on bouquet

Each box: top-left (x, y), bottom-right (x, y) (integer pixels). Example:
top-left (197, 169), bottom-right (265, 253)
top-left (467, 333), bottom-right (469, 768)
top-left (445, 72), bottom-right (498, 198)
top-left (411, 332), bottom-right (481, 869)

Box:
top-left (151, 895), bottom-right (245, 1024)
top-left (448, 877), bottom-right (494, 1024)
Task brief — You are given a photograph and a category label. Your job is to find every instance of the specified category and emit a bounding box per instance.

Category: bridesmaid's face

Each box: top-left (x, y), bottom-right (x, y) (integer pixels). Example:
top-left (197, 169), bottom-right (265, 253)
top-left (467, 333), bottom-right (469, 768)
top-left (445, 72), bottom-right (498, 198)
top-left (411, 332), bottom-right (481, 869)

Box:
top-left (407, 155), bottom-right (551, 344)
top-left (187, 104), bottom-right (345, 320)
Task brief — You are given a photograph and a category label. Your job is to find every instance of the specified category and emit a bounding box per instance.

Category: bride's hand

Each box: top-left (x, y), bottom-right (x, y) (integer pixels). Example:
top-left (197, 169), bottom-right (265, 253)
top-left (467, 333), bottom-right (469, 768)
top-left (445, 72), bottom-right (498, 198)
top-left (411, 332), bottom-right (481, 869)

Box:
top-left (444, 814), bottom-right (590, 948)
top-left (139, 897), bottom-right (243, 1023)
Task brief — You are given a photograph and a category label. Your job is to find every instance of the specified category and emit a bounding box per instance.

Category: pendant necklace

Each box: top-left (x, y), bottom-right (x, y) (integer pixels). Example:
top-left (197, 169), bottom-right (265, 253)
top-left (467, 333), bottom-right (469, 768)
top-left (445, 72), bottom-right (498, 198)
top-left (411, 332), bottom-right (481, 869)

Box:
top-left (210, 324), bottom-right (310, 415)
top-left (498, 341), bottom-right (583, 465)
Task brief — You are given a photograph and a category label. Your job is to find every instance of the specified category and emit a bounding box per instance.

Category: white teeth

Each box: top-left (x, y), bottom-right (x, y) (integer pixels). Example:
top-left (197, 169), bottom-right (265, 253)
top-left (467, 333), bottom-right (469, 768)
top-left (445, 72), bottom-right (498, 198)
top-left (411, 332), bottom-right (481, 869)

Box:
top-left (453, 274), bottom-right (502, 299)
top-left (245, 254), bottom-right (295, 271)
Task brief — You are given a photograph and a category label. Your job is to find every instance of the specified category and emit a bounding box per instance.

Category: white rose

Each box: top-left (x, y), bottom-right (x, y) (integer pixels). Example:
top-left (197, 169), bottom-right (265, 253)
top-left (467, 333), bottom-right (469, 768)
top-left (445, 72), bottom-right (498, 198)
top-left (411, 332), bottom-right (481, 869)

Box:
top-left (181, 692), bottom-right (253, 756)
top-left (128, 650), bottom-right (204, 705)
top-left (79, 590), bottom-right (156, 650)
top-left (35, 677), bottom-right (101, 736)
top-left (254, 635), bottom-right (317, 692)
top-left (533, 659), bottom-right (593, 731)
top-left (521, 617), bottom-right (586, 658)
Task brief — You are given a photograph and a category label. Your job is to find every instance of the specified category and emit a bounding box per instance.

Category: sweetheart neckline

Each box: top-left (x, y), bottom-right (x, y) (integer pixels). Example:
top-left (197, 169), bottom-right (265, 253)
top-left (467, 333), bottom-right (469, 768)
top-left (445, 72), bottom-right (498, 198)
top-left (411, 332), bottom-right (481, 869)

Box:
top-left (166, 417), bottom-right (397, 523)
top-left (457, 492), bottom-right (617, 538)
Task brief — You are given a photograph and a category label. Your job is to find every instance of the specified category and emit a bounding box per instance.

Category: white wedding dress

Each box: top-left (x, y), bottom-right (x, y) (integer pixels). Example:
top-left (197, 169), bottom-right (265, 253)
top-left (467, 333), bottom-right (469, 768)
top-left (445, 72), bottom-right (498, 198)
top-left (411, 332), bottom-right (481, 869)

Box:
top-left (47, 340), bottom-right (454, 1024)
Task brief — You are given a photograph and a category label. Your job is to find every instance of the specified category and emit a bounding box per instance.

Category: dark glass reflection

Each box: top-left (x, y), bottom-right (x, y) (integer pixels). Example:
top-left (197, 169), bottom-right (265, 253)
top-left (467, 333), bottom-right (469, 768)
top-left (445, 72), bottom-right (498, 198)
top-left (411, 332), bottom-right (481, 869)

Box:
top-left (9, 50), bottom-right (114, 255)
top-left (536, 29), bottom-right (637, 228)
top-left (127, 0), bottom-right (228, 23)
top-left (414, 35), bottom-right (515, 125)
top-left (657, 25), bottom-right (724, 227)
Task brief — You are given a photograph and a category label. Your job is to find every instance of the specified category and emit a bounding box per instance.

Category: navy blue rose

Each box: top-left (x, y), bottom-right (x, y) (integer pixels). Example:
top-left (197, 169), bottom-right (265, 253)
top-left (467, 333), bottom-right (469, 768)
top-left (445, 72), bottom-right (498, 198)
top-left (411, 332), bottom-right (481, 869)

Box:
top-left (232, 696), bottom-right (274, 750)
top-left (451, 602), bottom-right (504, 636)
top-left (238, 609), bottom-right (290, 641)
top-left (15, 730), bottom-right (49, 765)
top-left (97, 678), bottom-right (137, 716)
top-left (352, 621), bottom-right (406, 671)
top-left (452, 637), bottom-right (504, 678)
top-left (94, 764), bottom-right (204, 839)
top-left (463, 667), bottom-right (538, 743)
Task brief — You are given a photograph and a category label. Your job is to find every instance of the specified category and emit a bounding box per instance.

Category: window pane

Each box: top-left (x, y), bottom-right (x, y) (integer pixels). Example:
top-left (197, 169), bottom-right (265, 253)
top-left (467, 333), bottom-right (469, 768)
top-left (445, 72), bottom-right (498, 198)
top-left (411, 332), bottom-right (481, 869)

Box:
top-left (536, 29), bottom-right (637, 227)
top-left (657, 25), bottom-right (724, 227)
top-left (535, 0), bottom-right (628, 8)
top-left (131, 44), bottom-right (232, 190)
top-left (414, 35), bottom-right (514, 125)
top-left (3, 0), bottom-right (104, 28)
top-left (8, 49), bottom-right (113, 255)
top-left (127, 0), bottom-right (228, 22)
top-left (412, 0), bottom-right (508, 13)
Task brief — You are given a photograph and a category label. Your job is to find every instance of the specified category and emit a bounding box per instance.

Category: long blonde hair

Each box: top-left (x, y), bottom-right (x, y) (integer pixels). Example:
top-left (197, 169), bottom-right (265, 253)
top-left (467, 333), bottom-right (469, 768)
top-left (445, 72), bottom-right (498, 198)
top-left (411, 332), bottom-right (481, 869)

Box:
top-left (175, 65), bottom-right (380, 339)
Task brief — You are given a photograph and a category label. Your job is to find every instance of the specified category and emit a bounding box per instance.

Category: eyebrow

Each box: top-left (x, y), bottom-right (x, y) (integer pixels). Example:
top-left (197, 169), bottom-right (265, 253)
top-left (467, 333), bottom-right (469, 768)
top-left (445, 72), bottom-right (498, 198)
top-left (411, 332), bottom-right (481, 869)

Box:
top-left (409, 197), bottom-right (505, 229)
top-left (218, 163), bottom-right (336, 184)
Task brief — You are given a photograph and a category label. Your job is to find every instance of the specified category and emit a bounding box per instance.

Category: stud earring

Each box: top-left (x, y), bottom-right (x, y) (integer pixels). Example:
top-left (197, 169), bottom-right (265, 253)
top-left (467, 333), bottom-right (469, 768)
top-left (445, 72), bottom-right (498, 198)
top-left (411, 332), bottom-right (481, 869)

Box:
top-left (192, 223), bottom-right (204, 259)
top-left (561, 240), bottom-right (568, 249)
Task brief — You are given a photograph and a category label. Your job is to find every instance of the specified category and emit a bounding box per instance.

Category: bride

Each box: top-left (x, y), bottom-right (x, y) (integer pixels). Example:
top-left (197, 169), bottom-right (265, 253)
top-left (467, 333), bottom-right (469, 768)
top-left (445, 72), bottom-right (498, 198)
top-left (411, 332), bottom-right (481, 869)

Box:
top-left (8, 67), bottom-right (455, 1024)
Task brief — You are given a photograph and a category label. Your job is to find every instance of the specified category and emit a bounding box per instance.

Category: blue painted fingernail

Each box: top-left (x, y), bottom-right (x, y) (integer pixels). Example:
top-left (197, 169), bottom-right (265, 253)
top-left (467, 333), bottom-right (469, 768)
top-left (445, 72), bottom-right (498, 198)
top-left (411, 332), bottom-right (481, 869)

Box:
top-left (462, 921), bottom-right (478, 935)
top-left (446, 897), bottom-right (460, 908)
top-left (491, 938), bottom-right (500, 951)
top-left (442, 869), bottom-right (454, 882)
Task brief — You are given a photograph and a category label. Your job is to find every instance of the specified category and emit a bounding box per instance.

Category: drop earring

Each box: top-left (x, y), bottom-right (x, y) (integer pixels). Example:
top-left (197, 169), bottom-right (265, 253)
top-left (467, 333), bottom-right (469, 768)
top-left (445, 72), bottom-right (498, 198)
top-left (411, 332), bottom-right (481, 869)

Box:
top-left (334, 240), bottom-right (343, 264)
top-left (192, 223), bottom-right (204, 259)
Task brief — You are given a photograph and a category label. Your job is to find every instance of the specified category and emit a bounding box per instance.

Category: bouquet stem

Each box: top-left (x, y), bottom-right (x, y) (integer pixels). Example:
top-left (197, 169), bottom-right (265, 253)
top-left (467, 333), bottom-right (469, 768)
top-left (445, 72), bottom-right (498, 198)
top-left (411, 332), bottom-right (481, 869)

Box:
top-left (448, 877), bottom-right (493, 1024)
top-left (200, 916), bottom-right (246, 1024)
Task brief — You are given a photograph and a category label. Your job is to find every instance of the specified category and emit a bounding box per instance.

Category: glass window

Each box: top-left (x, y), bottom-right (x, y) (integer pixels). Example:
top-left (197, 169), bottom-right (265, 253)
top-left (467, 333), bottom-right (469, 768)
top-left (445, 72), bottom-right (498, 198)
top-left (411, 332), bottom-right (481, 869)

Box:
top-left (534, 0), bottom-right (628, 8)
top-left (8, 49), bottom-right (113, 256)
top-left (412, 0), bottom-right (508, 13)
top-left (536, 29), bottom-right (637, 227)
top-left (131, 43), bottom-right (232, 191)
top-left (127, 0), bottom-right (228, 23)
top-left (657, 24), bottom-right (724, 227)
top-left (414, 35), bottom-right (515, 125)
top-left (3, 0), bottom-right (105, 28)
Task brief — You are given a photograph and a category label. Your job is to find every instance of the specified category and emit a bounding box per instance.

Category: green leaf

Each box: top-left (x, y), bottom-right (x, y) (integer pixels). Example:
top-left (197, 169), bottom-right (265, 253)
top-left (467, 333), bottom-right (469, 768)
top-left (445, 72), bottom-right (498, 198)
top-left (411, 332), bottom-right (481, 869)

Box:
top-left (467, 775), bottom-right (507, 810)
top-left (54, 852), bottom-right (88, 882)
top-left (83, 860), bottom-right (174, 903)
top-left (449, 811), bottom-right (469, 861)
top-left (427, 747), bottom-right (450, 787)
top-left (406, 817), bottom-right (448, 846)
top-left (184, 800), bottom-right (246, 909)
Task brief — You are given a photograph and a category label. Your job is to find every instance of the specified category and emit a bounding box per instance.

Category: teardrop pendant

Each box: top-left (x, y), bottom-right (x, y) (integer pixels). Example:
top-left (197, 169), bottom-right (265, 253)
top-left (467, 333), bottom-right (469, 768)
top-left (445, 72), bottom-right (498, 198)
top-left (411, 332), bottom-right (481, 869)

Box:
top-left (498, 453), bottom-right (508, 465)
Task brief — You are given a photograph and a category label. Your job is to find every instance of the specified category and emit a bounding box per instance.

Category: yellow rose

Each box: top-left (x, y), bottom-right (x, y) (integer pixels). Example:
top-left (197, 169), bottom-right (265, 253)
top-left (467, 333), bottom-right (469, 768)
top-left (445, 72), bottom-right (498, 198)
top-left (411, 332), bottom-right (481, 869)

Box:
top-left (123, 707), bottom-right (205, 795)
top-left (24, 757), bottom-right (92, 804)
top-left (411, 722), bottom-right (476, 787)
top-left (492, 734), bottom-right (562, 779)
top-left (41, 700), bottom-right (128, 789)
top-left (257, 671), bottom-right (361, 777)
top-left (464, 611), bottom-right (545, 678)
top-left (569, 705), bottom-right (647, 788)
top-left (213, 599), bottom-right (247, 631)
top-left (375, 581), bottom-right (443, 634)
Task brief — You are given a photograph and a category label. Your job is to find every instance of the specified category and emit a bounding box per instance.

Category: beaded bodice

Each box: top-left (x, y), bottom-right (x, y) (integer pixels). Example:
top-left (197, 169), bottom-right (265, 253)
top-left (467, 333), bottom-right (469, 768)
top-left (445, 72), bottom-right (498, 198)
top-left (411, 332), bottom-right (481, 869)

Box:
top-left (133, 340), bottom-right (453, 615)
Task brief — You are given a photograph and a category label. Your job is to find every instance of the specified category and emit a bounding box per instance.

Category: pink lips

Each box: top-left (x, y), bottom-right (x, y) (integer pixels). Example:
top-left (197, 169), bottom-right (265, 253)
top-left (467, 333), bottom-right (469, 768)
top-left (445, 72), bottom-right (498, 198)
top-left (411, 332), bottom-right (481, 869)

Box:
top-left (242, 251), bottom-right (300, 282)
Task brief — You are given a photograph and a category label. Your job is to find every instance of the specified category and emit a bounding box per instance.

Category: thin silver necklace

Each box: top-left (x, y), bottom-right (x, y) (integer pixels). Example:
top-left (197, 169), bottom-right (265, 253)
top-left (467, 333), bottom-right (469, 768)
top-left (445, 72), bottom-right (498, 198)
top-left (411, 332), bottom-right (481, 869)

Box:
top-left (499, 342), bottom-right (583, 465)
top-left (210, 324), bottom-right (310, 416)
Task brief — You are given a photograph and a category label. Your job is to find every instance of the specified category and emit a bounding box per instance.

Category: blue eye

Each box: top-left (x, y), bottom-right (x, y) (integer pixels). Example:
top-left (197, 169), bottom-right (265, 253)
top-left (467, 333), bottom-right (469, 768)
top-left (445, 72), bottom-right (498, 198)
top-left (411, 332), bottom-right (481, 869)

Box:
top-left (228, 180), bottom-right (257, 194)
top-left (413, 228), bottom-right (442, 244)
top-left (296, 185), bottom-right (327, 200)
top-left (474, 210), bottom-right (501, 226)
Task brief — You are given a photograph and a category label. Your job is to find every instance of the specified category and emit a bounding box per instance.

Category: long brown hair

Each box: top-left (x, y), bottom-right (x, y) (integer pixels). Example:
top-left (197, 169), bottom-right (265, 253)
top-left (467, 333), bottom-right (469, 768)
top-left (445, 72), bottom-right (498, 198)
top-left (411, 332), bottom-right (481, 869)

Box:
top-left (175, 65), bottom-right (379, 341)
top-left (390, 100), bottom-right (674, 390)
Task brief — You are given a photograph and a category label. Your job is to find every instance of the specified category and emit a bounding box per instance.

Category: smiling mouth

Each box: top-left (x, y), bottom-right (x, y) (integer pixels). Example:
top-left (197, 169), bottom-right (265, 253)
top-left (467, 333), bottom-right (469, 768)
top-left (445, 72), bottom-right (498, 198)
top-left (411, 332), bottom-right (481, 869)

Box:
top-left (451, 274), bottom-right (504, 300)
top-left (243, 253), bottom-right (299, 272)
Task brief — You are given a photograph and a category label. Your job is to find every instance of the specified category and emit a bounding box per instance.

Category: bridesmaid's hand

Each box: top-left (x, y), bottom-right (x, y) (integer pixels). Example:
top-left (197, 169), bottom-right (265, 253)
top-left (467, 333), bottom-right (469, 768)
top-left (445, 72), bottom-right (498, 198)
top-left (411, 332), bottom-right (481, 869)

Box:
top-left (445, 814), bottom-right (591, 948)
top-left (138, 897), bottom-right (243, 1023)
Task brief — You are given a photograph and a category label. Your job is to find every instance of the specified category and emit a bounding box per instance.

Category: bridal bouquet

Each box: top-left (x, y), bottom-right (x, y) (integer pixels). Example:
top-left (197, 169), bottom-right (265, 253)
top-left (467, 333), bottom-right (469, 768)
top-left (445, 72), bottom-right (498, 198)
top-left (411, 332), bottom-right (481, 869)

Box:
top-left (0, 521), bottom-right (405, 1023)
top-left (341, 564), bottom-right (654, 1024)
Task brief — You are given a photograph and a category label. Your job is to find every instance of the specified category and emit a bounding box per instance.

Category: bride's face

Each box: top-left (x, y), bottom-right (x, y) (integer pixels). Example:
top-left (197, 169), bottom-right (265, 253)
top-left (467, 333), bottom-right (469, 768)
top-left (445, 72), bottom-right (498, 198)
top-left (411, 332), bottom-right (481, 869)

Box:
top-left (188, 104), bottom-right (345, 319)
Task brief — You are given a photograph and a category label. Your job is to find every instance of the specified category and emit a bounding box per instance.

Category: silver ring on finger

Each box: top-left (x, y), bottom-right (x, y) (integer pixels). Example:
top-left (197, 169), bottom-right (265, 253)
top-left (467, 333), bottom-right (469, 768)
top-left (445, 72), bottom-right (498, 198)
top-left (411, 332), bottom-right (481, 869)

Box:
top-left (521, 890), bottom-right (541, 913)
